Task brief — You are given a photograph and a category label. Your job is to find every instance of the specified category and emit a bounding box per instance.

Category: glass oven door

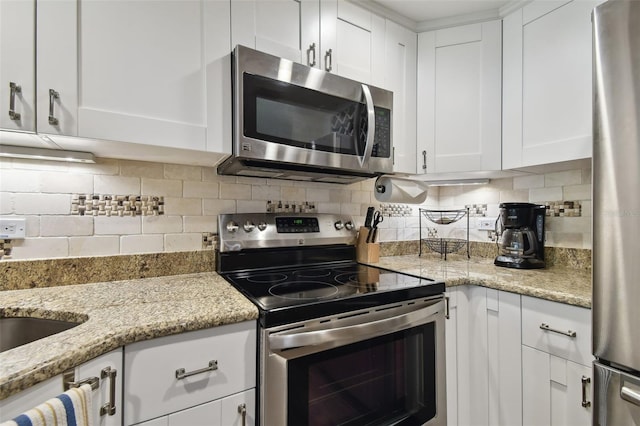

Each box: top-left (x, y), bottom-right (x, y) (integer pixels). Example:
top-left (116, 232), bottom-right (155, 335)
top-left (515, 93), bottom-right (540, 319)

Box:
top-left (261, 297), bottom-right (446, 426)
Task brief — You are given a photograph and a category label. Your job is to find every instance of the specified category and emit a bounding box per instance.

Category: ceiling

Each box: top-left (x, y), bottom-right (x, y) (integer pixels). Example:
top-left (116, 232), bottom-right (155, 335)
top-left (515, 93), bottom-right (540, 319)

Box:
top-left (361, 0), bottom-right (514, 30)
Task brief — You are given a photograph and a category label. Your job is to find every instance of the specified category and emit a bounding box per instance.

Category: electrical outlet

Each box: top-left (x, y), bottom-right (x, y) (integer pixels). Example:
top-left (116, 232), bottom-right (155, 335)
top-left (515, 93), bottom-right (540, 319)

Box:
top-left (477, 217), bottom-right (497, 231)
top-left (0, 217), bottom-right (26, 239)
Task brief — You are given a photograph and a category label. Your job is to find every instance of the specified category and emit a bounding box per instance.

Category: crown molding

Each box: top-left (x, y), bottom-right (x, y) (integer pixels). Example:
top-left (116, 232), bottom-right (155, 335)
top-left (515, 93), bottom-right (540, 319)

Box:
top-left (349, 0), bottom-right (420, 32)
top-left (498, 0), bottom-right (532, 17)
top-left (415, 9), bottom-right (501, 32)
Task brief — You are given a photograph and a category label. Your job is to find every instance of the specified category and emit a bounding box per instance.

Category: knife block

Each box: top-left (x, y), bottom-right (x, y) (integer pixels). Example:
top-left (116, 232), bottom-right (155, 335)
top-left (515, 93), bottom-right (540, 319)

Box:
top-left (356, 227), bottom-right (379, 263)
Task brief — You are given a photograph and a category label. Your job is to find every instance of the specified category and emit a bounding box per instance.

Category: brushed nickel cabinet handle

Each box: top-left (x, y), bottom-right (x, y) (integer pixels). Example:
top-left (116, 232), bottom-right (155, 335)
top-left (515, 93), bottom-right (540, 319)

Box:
top-left (175, 360), bottom-right (218, 380)
top-left (539, 323), bottom-right (576, 338)
top-left (100, 367), bottom-right (117, 416)
top-left (444, 295), bottom-right (450, 319)
top-left (422, 150), bottom-right (427, 171)
top-left (324, 49), bottom-right (333, 72)
top-left (48, 89), bottom-right (60, 125)
top-left (238, 403), bottom-right (247, 426)
top-left (581, 375), bottom-right (591, 408)
top-left (8, 82), bottom-right (21, 121)
top-left (307, 43), bottom-right (316, 67)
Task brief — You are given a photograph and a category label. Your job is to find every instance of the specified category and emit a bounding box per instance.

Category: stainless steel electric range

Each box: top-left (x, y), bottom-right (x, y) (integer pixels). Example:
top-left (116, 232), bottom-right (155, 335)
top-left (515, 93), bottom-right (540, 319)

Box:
top-left (217, 213), bottom-right (447, 426)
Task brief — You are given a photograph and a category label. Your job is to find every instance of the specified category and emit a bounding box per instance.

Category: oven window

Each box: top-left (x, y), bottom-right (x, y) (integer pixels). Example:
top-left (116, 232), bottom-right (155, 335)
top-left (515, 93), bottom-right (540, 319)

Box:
top-left (243, 73), bottom-right (390, 158)
top-left (288, 324), bottom-right (436, 426)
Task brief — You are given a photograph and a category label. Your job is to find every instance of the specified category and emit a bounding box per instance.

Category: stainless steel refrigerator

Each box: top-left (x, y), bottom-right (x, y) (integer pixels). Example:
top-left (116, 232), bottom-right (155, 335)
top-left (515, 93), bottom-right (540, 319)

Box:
top-left (593, 0), bottom-right (640, 424)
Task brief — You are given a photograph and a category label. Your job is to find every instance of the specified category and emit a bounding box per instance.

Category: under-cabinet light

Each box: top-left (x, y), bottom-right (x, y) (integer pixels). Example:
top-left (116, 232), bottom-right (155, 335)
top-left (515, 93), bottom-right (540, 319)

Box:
top-left (426, 178), bottom-right (490, 187)
top-left (0, 145), bottom-right (95, 163)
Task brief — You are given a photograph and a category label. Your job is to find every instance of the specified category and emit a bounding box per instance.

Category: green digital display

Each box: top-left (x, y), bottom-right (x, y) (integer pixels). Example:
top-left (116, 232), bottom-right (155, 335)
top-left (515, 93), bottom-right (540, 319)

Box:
top-left (275, 217), bottom-right (320, 233)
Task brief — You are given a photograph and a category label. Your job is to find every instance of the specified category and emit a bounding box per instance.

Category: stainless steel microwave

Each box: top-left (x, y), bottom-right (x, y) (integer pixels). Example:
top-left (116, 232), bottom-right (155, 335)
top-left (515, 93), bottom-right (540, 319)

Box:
top-left (217, 45), bottom-right (394, 184)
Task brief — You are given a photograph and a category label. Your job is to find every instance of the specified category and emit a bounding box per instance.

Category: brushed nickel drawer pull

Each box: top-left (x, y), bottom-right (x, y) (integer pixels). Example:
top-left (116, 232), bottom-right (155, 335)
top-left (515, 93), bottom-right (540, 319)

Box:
top-left (100, 366), bottom-right (117, 416)
top-left (581, 375), bottom-right (591, 408)
top-left (238, 403), bottom-right (247, 426)
top-left (540, 323), bottom-right (577, 338)
top-left (324, 49), bottom-right (333, 72)
top-left (9, 82), bottom-right (21, 120)
top-left (48, 89), bottom-right (60, 125)
top-left (307, 43), bottom-right (316, 67)
top-left (175, 360), bottom-right (218, 380)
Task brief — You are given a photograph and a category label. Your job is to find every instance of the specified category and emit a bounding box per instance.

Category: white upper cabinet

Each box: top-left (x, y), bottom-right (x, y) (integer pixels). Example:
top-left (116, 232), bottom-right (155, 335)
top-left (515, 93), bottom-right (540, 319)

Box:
top-left (417, 20), bottom-right (502, 174)
top-left (232, 0), bottom-right (320, 67)
top-left (384, 20), bottom-right (417, 174)
top-left (0, 0), bottom-right (36, 133)
top-left (503, 0), bottom-right (603, 168)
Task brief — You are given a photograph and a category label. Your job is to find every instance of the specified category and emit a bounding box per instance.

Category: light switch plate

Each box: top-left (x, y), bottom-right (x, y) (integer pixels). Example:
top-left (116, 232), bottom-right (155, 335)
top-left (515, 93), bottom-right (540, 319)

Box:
top-left (477, 217), bottom-right (497, 231)
top-left (0, 217), bottom-right (26, 239)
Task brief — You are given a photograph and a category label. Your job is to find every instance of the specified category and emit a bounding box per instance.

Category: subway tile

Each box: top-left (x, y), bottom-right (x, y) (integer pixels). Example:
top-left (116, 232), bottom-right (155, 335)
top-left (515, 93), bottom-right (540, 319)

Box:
top-left (184, 216), bottom-right (217, 233)
top-left (237, 176), bottom-right (266, 185)
top-left (377, 228), bottom-right (397, 242)
top-left (309, 188), bottom-right (331, 202)
top-left (40, 172), bottom-right (94, 194)
top-left (582, 167), bottom-right (592, 184)
top-left (164, 164), bottom-right (202, 181)
top-left (70, 158), bottom-right (119, 175)
top-left (513, 174), bottom-right (544, 190)
top-left (329, 189), bottom-right (350, 203)
top-left (142, 215), bottom-right (183, 234)
top-left (164, 233), bottom-right (203, 252)
top-left (1, 170), bottom-right (42, 192)
top-left (237, 200), bottom-right (268, 213)
top-left (25, 216), bottom-right (40, 237)
top-left (340, 203), bottom-right (361, 216)
top-left (94, 175), bottom-right (140, 195)
top-left (563, 184), bottom-right (591, 201)
top-left (545, 170), bottom-right (582, 187)
top-left (163, 197), bottom-right (202, 216)
top-left (351, 190), bottom-right (371, 204)
top-left (251, 184), bottom-right (281, 201)
top-left (94, 216), bottom-right (141, 235)
top-left (0, 193), bottom-right (12, 214)
top-left (220, 183), bottom-right (251, 200)
top-left (9, 237), bottom-right (68, 260)
top-left (120, 234), bottom-right (164, 254)
top-left (317, 202), bottom-right (341, 214)
top-left (544, 232), bottom-right (584, 249)
top-left (13, 193), bottom-right (70, 215)
top-left (120, 160), bottom-right (164, 178)
top-left (203, 167), bottom-right (235, 183)
top-left (183, 181), bottom-right (219, 199)
top-left (41, 216), bottom-right (93, 237)
top-left (529, 187), bottom-right (563, 202)
top-left (142, 178), bottom-right (182, 197)
top-left (203, 199), bottom-right (236, 216)
top-left (281, 186), bottom-right (306, 201)
top-left (69, 236), bottom-right (120, 257)
top-left (581, 200), bottom-right (592, 217)
top-left (499, 189), bottom-right (529, 203)
top-left (11, 158), bottom-right (70, 172)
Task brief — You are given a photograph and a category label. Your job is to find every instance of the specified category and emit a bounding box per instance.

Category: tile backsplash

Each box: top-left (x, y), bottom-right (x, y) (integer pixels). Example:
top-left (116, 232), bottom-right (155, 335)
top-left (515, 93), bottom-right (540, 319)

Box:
top-left (0, 157), bottom-right (592, 260)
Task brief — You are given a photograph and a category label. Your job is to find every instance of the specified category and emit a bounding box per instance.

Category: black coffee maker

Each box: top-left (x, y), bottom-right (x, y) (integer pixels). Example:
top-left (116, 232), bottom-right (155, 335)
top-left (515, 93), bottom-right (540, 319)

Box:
top-left (495, 202), bottom-right (546, 269)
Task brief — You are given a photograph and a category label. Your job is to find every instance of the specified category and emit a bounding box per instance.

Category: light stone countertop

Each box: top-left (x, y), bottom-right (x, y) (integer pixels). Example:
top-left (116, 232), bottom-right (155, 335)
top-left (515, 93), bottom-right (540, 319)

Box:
top-left (0, 272), bottom-right (258, 401)
top-left (367, 255), bottom-right (591, 308)
top-left (0, 254), bottom-right (591, 402)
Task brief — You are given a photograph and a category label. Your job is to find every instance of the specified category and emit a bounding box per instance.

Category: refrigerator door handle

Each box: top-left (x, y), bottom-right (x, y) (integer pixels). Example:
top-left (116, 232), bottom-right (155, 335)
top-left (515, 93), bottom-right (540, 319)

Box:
top-left (621, 382), bottom-right (640, 407)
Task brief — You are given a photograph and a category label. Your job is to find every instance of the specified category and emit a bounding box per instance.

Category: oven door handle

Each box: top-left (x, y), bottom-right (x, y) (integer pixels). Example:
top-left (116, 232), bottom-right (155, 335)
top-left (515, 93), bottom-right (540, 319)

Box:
top-left (269, 300), bottom-right (444, 350)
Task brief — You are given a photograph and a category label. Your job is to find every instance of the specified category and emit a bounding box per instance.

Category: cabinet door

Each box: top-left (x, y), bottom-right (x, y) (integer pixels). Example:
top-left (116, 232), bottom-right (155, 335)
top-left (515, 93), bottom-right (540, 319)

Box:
top-left (232, 0), bottom-right (320, 67)
top-left (384, 20), bottom-right (417, 174)
top-left (76, 0), bottom-right (208, 151)
top-left (503, 0), bottom-right (604, 168)
top-left (445, 289), bottom-right (459, 426)
top-left (417, 20), bottom-right (501, 174)
top-left (75, 349), bottom-right (123, 426)
top-left (221, 389), bottom-right (256, 426)
top-left (0, 0), bottom-right (36, 132)
top-left (36, 0), bottom-right (78, 137)
top-left (326, 0), bottom-right (385, 86)
top-left (522, 345), bottom-right (592, 426)
top-left (168, 399), bottom-right (221, 426)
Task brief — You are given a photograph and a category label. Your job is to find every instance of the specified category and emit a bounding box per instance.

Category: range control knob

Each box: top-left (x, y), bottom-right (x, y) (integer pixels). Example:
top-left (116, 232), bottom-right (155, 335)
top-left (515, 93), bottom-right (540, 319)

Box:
top-left (243, 221), bottom-right (256, 232)
top-left (344, 221), bottom-right (354, 231)
top-left (257, 222), bottom-right (267, 231)
top-left (226, 221), bottom-right (239, 233)
top-left (334, 220), bottom-right (344, 230)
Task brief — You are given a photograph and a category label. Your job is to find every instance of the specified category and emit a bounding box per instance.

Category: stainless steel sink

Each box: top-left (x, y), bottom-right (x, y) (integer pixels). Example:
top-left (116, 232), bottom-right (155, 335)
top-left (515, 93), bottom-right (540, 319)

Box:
top-left (0, 317), bottom-right (82, 352)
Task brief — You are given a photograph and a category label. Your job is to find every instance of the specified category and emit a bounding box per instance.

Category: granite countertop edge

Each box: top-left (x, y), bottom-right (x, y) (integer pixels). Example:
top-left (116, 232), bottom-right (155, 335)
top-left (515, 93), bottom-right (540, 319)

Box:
top-left (0, 255), bottom-right (591, 401)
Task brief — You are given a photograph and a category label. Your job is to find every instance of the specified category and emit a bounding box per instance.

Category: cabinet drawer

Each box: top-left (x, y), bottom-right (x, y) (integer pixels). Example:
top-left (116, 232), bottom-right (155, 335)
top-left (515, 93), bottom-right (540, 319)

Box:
top-left (124, 321), bottom-right (256, 425)
top-left (521, 296), bottom-right (591, 366)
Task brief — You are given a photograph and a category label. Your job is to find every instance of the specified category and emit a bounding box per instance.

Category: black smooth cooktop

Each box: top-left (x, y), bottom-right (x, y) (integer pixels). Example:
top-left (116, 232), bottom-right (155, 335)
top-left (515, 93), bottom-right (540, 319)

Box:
top-left (221, 261), bottom-right (445, 328)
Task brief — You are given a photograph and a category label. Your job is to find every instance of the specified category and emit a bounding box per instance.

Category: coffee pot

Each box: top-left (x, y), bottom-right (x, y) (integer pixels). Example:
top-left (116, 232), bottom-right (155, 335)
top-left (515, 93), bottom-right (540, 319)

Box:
top-left (495, 203), bottom-right (546, 269)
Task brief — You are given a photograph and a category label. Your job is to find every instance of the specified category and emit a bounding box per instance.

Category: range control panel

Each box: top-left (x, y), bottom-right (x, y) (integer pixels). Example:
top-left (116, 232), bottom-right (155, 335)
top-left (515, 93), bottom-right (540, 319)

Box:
top-left (218, 213), bottom-right (356, 252)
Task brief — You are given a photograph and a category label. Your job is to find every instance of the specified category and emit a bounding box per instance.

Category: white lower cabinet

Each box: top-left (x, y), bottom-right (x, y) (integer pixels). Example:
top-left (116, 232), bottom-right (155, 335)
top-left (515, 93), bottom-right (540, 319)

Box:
top-left (0, 349), bottom-right (123, 425)
top-left (521, 295), bottom-right (593, 426)
top-left (124, 321), bottom-right (257, 426)
top-left (446, 286), bottom-right (522, 426)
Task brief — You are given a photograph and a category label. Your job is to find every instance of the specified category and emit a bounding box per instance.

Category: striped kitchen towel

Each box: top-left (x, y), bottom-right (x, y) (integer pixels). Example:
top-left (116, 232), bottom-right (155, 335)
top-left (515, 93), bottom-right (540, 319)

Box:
top-left (1, 383), bottom-right (94, 426)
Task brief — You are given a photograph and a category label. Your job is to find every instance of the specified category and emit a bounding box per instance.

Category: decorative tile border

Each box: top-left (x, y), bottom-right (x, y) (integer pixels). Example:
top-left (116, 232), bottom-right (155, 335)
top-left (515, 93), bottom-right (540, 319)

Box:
top-left (544, 201), bottom-right (582, 217)
top-left (379, 203), bottom-right (413, 217)
top-left (266, 200), bottom-right (317, 213)
top-left (71, 194), bottom-right (164, 217)
top-left (466, 204), bottom-right (488, 217)
top-left (0, 239), bottom-right (12, 259)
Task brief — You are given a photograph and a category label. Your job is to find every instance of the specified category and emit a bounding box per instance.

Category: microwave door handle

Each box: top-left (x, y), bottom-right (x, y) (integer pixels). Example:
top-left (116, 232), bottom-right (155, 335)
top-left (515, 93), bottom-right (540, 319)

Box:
top-left (359, 83), bottom-right (375, 168)
top-left (268, 300), bottom-right (444, 350)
